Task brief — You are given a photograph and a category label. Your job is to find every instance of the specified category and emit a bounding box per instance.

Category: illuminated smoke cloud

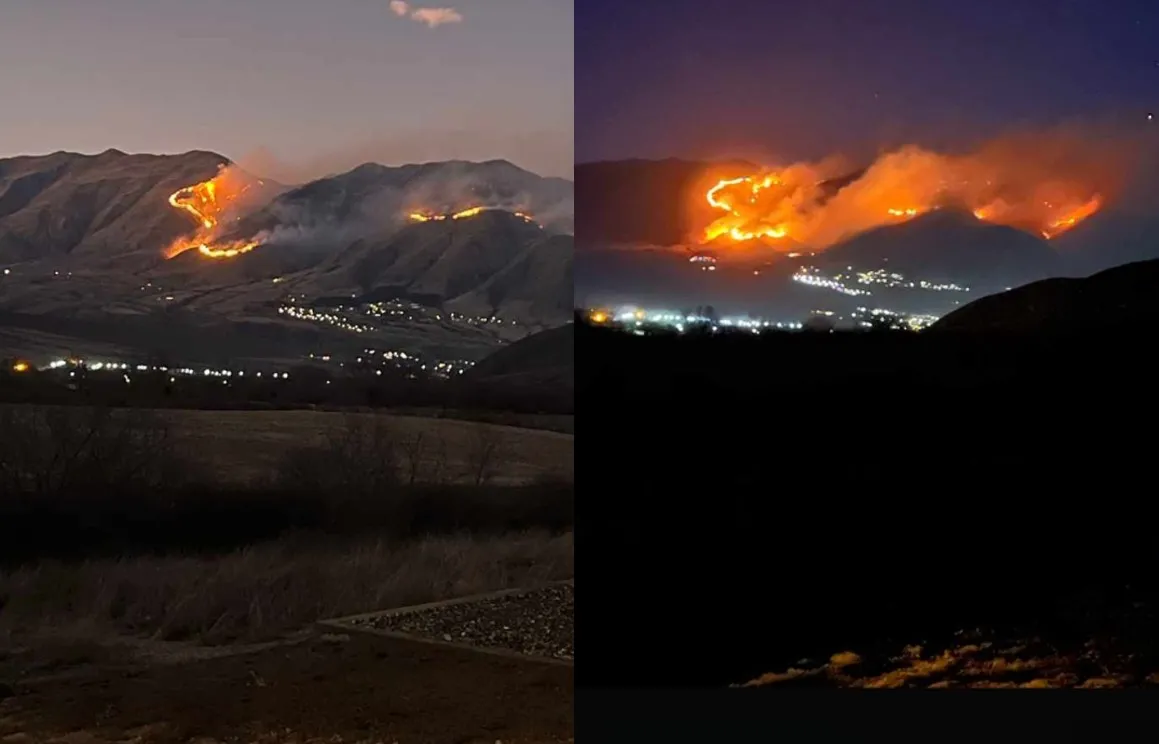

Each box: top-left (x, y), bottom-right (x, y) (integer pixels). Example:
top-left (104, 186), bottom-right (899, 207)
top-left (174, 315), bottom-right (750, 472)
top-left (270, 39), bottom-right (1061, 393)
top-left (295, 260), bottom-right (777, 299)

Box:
top-left (701, 129), bottom-right (1131, 250)
top-left (390, 1), bottom-right (463, 27)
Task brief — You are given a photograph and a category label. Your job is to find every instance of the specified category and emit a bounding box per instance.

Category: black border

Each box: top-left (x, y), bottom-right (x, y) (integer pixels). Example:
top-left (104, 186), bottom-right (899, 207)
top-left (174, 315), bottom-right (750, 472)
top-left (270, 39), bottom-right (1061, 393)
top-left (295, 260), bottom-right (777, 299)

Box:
top-left (579, 690), bottom-right (1159, 743)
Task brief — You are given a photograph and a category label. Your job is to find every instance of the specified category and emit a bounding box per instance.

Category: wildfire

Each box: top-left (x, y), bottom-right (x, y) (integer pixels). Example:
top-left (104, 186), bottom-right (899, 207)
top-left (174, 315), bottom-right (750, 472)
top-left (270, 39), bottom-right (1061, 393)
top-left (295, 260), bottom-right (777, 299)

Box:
top-left (701, 137), bottom-right (1115, 250)
top-left (407, 206), bottom-right (538, 225)
top-left (165, 166), bottom-right (263, 260)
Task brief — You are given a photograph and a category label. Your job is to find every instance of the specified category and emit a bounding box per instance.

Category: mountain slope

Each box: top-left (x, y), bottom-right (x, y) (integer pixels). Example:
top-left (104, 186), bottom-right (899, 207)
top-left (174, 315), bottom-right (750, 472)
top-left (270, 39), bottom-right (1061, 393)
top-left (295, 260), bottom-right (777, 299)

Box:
top-left (233, 158), bottom-right (573, 243)
top-left (467, 323), bottom-right (574, 388)
top-left (304, 210), bottom-right (573, 324)
top-left (575, 158), bottom-right (757, 247)
top-left (932, 258), bottom-right (1159, 333)
top-left (0, 150), bottom-right (231, 267)
top-left (0, 152), bottom-right (574, 363)
top-left (819, 209), bottom-right (1060, 291)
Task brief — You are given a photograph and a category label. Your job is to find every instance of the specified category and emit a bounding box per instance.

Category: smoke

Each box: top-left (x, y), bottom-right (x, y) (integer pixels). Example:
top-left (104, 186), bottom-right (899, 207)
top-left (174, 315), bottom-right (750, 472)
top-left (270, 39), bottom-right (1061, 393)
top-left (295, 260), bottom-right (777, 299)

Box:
top-left (703, 126), bottom-right (1137, 249)
top-left (235, 127), bottom-right (573, 185)
top-left (389, 1), bottom-right (463, 27)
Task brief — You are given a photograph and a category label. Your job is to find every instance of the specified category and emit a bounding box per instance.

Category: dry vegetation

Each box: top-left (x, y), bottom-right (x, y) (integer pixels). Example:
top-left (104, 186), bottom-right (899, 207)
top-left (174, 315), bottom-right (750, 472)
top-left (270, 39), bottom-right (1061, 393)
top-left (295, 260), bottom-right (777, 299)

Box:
top-left (152, 407), bottom-right (573, 486)
top-left (0, 405), bottom-right (573, 654)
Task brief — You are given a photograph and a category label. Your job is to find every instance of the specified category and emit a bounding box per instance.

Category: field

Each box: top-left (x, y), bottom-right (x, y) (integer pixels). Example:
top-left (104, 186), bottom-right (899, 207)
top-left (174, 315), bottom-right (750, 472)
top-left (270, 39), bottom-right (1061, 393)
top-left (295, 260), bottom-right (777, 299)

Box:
top-left (0, 402), bottom-right (574, 741)
top-left (153, 407), bottom-right (575, 486)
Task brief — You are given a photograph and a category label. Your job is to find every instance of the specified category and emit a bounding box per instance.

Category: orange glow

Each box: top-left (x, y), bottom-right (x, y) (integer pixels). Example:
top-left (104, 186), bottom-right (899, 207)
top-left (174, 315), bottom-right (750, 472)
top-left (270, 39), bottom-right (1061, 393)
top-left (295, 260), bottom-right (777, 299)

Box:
top-left (701, 135), bottom-right (1116, 250)
top-left (407, 207), bottom-right (537, 224)
top-left (589, 310), bottom-right (608, 324)
top-left (12, 361), bottom-right (30, 373)
top-left (165, 166), bottom-right (264, 260)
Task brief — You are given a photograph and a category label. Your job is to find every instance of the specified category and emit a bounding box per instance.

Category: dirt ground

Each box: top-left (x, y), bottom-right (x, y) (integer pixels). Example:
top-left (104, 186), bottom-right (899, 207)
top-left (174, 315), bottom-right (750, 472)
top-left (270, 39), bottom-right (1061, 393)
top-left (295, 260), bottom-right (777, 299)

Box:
top-left (0, 630), bottom-right (573, 744)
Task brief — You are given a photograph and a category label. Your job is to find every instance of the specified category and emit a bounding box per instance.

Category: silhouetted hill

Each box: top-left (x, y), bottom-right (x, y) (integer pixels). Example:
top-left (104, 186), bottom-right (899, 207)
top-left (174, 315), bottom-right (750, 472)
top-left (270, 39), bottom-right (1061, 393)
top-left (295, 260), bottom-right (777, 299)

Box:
top-left (468, 323), bottom-right (574, 389)
top-left (819, 209), bottom-right (1060, 291)
top-left (933, 257), bottom-right (1159, 333)
top-left (578, 319), bottom-right (1159, 687)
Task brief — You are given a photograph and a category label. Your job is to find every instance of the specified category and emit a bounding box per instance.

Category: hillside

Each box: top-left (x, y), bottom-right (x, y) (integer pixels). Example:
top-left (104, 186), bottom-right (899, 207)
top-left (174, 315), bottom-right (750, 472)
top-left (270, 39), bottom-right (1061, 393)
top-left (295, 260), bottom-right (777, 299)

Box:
top-left (468, 323), bottom-right (574, 389)
top-left (233, 158), bottom-right (573, 241)
top-left (309, 210), bottom-right (574, 323)
top-left (0, 152), bottom-right (575, 364)
top-left (932, 257), bottom-right (1159, 333)
top-left (576, 158), bottom-right (756, 246)
top-left (818, 209), bottom-right (1061, 292)
top-left (0, 150), bottom-right (239, 268)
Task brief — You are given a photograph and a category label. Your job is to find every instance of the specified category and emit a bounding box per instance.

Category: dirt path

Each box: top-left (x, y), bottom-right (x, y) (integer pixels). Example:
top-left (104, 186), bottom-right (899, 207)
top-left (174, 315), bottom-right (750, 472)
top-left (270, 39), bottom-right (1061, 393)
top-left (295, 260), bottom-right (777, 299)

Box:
top-left (0, 631), bottom-right (572, 743)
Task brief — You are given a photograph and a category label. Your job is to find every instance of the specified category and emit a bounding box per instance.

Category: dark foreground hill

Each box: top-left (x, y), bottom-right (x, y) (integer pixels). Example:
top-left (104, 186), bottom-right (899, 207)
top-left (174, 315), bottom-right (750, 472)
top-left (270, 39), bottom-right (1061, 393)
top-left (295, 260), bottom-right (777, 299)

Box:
top-left (934, 257), bottom-right (1159, 333)
top-left (459, 323), bottom-right (574, 413)
top-left (579, 319), bottom-right (1159, 687)
top-left (469, 323), bottom-right (574, 388)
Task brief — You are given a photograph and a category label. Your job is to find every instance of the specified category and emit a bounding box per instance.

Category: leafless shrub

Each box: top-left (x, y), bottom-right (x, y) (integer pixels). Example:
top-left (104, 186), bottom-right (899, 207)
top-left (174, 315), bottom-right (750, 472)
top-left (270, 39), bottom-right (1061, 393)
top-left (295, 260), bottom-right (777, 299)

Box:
top-left (464, 422), bottom-right (507, 486)
top-left (397, 430), bottom-right (450, 486)
top-left (0, 405), bottom-right (192, 497)
top-left (274, 413), bottom-right (399, 499)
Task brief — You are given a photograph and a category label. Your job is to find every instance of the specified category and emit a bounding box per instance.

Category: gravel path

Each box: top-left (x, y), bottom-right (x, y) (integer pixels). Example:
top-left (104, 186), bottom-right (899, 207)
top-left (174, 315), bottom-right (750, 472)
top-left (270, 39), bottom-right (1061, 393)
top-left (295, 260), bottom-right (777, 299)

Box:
top-left (350, 583), bottom-right (574, 661)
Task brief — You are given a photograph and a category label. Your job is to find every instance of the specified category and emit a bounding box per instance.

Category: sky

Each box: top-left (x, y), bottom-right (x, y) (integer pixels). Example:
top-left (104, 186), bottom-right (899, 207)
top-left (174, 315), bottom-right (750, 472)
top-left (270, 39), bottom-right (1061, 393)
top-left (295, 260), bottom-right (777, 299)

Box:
top-left (576, 0), bottom-right (1159, 165)
top-left (0, 0), bottom-right (573, 181)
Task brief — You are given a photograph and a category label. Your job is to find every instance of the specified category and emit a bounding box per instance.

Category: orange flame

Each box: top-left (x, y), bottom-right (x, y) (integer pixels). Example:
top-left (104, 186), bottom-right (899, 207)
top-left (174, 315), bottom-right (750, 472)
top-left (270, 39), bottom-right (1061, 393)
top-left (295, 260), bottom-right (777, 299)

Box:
top-left (407, 206), bottom-right (537, 224)
top-left (166, 166), bottom-right (263, 259)
top-left (702, 137), bottom-right (1112, 250)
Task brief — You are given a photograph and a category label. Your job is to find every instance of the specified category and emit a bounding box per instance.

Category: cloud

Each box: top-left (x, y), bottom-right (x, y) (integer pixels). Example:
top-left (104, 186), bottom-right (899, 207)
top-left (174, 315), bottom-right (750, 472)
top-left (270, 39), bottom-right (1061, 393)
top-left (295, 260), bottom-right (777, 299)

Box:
top-left (410, 7), bottom-right (463, 27)
top-left (389, 1), bottom-right (463, 28)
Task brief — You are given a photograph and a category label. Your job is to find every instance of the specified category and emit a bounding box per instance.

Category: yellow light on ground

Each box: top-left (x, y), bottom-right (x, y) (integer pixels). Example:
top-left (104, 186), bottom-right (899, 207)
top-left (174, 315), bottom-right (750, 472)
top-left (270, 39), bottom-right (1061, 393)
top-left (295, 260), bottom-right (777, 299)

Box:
top-left (12, 362), bottom-right (30, 372)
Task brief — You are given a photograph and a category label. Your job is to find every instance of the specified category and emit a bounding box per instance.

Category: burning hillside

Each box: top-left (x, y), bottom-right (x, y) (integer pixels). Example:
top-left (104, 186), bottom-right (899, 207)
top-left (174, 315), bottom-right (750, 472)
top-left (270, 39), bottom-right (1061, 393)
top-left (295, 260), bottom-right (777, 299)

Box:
top-left (408, 206), bottom-right (538, 225)
top-left (702, 132), bottom-right (1124, 251)
top-left (165, 165), bottom-right (271, 259)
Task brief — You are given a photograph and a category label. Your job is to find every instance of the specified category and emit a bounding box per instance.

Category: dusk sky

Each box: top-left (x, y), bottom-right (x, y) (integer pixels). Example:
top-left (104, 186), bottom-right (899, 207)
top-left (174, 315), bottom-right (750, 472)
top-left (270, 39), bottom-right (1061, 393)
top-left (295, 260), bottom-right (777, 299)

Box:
top-left (0, 0), bottom-right (573, 181)
top-left (577, 0), bottom-right (1159, 165)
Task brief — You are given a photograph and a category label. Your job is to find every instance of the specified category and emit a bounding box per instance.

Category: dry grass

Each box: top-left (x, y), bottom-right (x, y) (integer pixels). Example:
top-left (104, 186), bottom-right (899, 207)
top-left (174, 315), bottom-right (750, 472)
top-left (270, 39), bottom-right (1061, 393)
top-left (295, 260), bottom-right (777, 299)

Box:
top-left (155, 408), bottom-right (574, 486)
top-left (0, 531), bottom-right (573, 648)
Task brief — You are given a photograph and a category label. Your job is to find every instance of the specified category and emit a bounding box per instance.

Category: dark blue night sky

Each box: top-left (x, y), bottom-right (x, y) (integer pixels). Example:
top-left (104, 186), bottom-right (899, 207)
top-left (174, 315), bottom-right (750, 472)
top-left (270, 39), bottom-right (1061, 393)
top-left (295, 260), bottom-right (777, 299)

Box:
top-left (576, 0), bottom-right (1159, 164)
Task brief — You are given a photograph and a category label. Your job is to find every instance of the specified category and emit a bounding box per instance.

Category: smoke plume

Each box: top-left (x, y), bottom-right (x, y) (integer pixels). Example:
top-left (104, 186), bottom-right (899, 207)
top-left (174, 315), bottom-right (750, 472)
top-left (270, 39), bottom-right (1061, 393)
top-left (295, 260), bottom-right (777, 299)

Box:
top-left (702, 126), bottom-right (1136, 250)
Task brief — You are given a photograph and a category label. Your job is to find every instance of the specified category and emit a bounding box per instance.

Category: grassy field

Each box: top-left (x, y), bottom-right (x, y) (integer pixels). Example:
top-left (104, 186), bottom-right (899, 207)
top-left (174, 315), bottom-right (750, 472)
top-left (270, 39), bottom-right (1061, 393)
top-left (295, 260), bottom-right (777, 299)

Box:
top-left (0, 404), bottom-right (573, 488)
top-left (0, 404), bottom-right (574, 650)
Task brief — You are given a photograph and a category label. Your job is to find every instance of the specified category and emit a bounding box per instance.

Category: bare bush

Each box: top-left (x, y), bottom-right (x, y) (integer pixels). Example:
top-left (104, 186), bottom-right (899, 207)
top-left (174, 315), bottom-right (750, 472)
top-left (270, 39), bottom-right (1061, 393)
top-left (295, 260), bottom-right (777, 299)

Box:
top-left (274, 414), bottom-right (399, 498)
top-left (397, 430), bottom-right (450, 486)
top-left (464, 422), bottom-right (508, 486)
top-left (0, 405), bottom-right (192, 497)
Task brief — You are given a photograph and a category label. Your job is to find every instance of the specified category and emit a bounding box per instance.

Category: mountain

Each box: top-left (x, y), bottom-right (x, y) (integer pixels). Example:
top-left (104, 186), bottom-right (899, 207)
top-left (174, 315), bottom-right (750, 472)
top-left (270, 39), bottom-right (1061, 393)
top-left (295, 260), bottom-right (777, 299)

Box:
top-left (932, 258), bottom-right (1159, 334)
top-left (0, 151), bottom-right (574, 366)
top-left (818, 209), bottom-right (1061, 292)
top-left (304, 209), bottom-right (574, 323)
top-left (576, 158), bottom-right (757, 247)
top-left (0, 150), bottom-right (251, 268)
top-left (232, 158), bottom-right (573, 241)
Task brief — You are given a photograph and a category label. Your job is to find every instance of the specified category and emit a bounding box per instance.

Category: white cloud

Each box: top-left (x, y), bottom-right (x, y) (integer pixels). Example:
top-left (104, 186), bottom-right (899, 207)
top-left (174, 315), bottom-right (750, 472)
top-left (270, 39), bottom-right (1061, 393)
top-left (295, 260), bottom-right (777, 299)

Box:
top-left (389, 1), bottom-right (463, 28)
top-left (410, 7), bottom-right (463, 27)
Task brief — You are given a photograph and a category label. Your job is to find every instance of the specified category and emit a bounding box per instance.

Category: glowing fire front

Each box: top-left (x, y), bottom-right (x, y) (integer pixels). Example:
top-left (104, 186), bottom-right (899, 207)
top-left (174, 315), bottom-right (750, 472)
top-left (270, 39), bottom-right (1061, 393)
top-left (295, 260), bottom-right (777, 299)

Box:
top-left (702, 138), bottom-right (1112, 250)
top-left (165, 168), bottom-right (263, 259)
top-left (407, 206), bottom-right (537, 224)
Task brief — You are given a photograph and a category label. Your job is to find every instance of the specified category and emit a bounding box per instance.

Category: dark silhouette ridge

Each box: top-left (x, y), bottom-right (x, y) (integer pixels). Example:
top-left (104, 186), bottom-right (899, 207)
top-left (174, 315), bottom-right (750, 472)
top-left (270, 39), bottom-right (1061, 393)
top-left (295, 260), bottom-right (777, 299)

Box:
top-left (580, 316), bottom-right (1159, 687)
